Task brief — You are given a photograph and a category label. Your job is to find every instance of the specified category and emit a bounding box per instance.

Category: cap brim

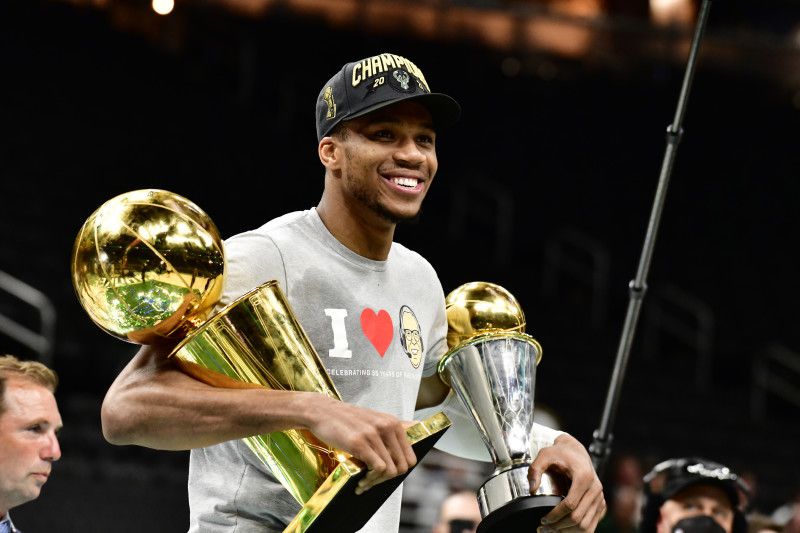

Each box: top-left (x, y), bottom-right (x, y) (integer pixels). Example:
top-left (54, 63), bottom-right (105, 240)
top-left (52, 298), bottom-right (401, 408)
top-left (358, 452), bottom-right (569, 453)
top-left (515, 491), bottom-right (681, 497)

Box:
top-left (321, 93), bottom-right (461, 139)
top-left (665, 478), bottom-right (741, 509)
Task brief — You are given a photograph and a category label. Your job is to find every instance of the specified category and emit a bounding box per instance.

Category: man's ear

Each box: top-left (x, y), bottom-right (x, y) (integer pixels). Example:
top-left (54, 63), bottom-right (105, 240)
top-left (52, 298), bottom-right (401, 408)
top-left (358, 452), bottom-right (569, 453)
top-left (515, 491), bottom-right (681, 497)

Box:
top-left (318, 137), bottom-right (339, 169)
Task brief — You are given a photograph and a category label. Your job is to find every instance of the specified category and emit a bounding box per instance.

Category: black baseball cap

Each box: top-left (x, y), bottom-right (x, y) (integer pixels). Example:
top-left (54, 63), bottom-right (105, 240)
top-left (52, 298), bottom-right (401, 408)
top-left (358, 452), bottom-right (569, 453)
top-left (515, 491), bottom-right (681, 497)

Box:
top-left (315, 52), bottom-right (461, 141)
top-left (639, 457), bottom-right (751, 533)
top-left (644, 457), bottom-right (747, 508)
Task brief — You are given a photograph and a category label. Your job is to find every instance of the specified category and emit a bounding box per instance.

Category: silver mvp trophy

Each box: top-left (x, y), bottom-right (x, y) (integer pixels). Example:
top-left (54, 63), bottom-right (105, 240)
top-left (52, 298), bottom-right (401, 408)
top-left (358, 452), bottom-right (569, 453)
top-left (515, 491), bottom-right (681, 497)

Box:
top-left (439, 281), bottom-right (565, 532)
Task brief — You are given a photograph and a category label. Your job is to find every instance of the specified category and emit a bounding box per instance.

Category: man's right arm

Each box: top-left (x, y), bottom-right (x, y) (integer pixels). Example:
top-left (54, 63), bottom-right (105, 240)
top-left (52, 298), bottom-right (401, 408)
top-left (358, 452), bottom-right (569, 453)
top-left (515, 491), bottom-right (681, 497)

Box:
top-left (101, 343), bottom-right (417, 492)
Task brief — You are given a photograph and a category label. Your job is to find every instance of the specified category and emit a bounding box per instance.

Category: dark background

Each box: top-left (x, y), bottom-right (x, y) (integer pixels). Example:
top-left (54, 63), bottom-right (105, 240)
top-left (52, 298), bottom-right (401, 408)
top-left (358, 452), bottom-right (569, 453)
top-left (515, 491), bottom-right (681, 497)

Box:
top-left (1, 0), bottom-right (799, 530)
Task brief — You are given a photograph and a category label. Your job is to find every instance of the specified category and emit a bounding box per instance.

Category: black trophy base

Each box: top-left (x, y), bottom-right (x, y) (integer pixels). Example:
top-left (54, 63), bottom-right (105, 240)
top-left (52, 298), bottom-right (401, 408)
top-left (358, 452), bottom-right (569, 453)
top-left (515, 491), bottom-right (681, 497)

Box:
top-left (298, 413), bottom-right (450, 532)
top-left (477, 495), bottom-right (563, 533)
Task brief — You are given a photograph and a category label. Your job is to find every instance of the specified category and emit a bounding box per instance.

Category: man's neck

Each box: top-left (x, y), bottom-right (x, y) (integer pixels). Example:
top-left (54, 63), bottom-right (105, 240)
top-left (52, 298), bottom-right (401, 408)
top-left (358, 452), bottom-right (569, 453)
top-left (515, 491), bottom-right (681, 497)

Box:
top-left (316, 198), bottom-right (395, 261)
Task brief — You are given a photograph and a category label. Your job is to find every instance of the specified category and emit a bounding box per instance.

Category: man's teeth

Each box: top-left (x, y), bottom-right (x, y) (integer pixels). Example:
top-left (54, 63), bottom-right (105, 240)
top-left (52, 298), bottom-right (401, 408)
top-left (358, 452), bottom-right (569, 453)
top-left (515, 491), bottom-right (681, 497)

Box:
top-left (392, 177), bottom-right (418, 188)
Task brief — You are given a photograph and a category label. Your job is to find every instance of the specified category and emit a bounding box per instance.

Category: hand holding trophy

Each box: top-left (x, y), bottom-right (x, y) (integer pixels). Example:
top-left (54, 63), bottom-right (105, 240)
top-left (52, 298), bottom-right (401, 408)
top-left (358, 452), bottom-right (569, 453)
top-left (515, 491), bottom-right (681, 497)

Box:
top-left (71, 189), bottom-right (450, 532)
top-left (438, 281), bottom-right (567, 532)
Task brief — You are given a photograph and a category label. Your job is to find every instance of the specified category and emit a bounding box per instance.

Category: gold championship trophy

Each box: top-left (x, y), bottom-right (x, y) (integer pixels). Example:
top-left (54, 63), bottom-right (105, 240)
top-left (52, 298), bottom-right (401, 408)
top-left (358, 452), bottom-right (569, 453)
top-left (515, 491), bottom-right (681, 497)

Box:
top-left (70, 189), bottom-right (450, 532)
top-left (439, 281), bottom-right (566, 532)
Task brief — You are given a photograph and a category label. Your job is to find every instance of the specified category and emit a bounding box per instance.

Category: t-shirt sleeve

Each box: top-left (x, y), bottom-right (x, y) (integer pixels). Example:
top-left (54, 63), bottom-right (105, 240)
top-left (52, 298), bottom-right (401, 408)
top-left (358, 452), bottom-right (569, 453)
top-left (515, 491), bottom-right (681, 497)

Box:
top-left (214, 231), bottom-right (288, 313)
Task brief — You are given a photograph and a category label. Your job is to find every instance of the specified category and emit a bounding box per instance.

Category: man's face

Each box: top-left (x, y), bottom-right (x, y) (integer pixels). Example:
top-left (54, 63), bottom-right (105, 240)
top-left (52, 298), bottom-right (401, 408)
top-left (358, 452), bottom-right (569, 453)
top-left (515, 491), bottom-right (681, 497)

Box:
top-left (657, 485), bottom-right (735, 533)
top-left (0, 378), bottom-right (62, 514)
top-left (332, 100), bottom-right (439, 225)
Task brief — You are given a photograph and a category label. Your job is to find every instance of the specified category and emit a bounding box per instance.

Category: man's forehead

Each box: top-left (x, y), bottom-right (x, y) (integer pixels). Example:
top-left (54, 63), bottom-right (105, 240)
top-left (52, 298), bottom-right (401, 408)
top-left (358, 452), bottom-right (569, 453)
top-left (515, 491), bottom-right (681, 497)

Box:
top-left (2, 378), bottom-right (60, 418)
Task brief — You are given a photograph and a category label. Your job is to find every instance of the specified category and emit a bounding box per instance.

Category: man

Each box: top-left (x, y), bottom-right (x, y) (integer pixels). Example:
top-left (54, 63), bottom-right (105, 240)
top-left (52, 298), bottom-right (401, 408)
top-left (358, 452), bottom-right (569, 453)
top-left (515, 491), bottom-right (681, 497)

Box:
top-left (0, 355), bottom-right (62, 533)
top-left (433, 490), bottom-right (483, 533)
top-left (639, 457), bottom-right (750, 533)
top-left (101, 52), bottom-right (605, 532)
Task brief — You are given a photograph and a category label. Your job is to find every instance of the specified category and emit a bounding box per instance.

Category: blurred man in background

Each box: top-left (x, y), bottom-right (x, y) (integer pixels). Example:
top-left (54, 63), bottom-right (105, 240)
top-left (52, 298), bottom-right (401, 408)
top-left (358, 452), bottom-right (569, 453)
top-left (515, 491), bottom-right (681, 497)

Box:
top-left (433, 490), bottom-right (483, 533)
top-left (638, 457), bottom-right (750, 533)
top-left (0, 355), bottom-right (62, 533)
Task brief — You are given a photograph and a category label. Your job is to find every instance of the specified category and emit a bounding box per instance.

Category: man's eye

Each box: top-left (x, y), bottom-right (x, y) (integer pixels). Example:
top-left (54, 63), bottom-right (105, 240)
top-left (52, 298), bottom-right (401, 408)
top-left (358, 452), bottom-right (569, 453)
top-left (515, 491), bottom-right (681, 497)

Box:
top-left (417, 135), bottom-right (434, 145)
top-left (28, 424), bottom-right (43, 433)
top-left (372, 130), bottom-right (393, 140)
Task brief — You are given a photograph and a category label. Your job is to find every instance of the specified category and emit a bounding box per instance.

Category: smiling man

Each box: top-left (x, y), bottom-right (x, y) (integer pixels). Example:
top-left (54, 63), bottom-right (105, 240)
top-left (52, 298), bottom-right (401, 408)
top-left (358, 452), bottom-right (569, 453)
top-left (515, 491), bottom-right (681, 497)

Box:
top-left (0, 355), bottom-right (62, 533)
top-left (101, 52), bottom-right (605, 532)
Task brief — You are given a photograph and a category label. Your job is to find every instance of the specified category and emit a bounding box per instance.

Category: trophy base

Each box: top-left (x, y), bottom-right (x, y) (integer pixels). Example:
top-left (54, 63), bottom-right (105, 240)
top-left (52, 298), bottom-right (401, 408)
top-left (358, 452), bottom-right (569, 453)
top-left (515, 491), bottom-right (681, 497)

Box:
top-left (476, 465), bottom-right (564, 533)
top-left (476, 495), bottom-right (563, 533)
top-left (284, 412), bottom-right (451, 533)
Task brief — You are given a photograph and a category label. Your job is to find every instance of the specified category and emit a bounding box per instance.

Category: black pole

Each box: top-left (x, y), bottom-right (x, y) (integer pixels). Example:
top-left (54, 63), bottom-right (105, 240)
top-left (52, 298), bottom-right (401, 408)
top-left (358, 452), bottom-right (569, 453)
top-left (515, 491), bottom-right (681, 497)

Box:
top-left (589, 0), bottom-right (715, 476)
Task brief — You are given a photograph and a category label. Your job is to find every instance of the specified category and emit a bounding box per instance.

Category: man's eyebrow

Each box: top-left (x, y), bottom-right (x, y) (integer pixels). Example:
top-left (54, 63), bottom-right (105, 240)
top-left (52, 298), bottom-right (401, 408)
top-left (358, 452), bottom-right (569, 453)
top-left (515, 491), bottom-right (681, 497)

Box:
top-left (366, 115), bottom-right (436, 131)
top-left (29, 417), bottom-right (63, 430)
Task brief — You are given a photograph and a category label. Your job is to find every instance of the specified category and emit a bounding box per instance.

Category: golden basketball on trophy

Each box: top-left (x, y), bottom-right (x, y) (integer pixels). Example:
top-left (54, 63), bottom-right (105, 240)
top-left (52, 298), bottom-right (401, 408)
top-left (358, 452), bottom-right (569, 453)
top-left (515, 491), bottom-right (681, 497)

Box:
top-left (71, 188), bottom-right (225, 344)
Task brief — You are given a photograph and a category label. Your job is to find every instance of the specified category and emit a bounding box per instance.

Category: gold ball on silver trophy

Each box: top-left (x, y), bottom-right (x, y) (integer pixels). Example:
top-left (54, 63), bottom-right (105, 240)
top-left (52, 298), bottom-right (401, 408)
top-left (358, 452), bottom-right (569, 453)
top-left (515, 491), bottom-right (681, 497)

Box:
top-left (70, 189), bottom-right (225, 345)
top-left (444, 280), bottom-right (532, 352)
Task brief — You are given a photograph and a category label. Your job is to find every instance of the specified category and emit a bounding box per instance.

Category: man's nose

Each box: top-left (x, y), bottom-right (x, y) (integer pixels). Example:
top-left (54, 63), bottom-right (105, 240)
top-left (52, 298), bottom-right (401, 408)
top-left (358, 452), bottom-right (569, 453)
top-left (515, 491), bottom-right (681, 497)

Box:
top-left (393, 137), bottom-right (425, 165)
top-left (42, 432), bottom-right (62, 462)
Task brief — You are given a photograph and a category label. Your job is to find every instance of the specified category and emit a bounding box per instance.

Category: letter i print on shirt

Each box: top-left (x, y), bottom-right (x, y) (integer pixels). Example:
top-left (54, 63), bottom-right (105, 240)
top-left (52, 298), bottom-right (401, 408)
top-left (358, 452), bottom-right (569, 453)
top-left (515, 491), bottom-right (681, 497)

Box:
top-left (324, 308), bottom-right (353, 358)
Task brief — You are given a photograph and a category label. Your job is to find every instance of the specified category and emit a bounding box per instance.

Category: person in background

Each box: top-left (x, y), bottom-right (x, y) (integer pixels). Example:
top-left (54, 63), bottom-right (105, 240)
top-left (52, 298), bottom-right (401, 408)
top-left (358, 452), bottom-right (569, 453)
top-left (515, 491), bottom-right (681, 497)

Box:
top-left (638, 457), bottom-right (750, 533)
top-left (433, 490), bottom-right (483, 533)
top-left (0, 355), bottom-right (62, 533)
top-left (598, 453), bottom-right (645, 533)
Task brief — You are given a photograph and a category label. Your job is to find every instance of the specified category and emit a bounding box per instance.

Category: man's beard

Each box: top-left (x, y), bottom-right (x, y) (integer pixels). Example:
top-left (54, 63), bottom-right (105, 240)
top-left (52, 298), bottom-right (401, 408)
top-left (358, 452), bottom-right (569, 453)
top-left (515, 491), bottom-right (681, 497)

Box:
top-left (347, 175), bottom-right (423, 225)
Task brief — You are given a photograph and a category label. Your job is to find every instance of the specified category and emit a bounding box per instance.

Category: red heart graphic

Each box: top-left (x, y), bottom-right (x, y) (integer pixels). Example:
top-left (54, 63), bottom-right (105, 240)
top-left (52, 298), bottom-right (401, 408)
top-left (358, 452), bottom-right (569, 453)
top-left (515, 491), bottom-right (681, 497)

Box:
top-left (360, 308), bottom-right (393, 357)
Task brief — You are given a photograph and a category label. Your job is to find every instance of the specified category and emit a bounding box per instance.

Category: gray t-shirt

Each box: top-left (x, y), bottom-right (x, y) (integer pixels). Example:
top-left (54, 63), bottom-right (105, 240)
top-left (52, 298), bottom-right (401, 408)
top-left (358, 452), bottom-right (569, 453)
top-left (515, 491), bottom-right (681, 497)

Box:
top-left (188, 208), bottom-right (448, 532)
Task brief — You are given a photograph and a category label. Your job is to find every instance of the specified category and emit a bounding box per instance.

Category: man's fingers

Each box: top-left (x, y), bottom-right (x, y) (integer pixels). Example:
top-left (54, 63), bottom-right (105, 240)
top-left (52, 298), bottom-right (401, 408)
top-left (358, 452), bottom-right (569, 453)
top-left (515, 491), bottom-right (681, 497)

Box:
top-left (543, 497), bottom-right (579, 529)
top-left (580, 490), bottom-right (606, 532)
top-left (355, 419), bottom-right (417, 494)
top-left (528, 466), bottom-right (542, 492)
top-left (546, 491), bottom-right (606, 533)
top-left (355, 434), bottom-right (393, 494)
top-left (528, 447), bottom-right (557, 493)
top-left (542, 472), bottom-right (589, 526)
top-left (544, 477), bottom-right (605, 532)
top-left (548, 483), bottom-right (597, 530)
top-left (397, 424), bottom-right (417, 468)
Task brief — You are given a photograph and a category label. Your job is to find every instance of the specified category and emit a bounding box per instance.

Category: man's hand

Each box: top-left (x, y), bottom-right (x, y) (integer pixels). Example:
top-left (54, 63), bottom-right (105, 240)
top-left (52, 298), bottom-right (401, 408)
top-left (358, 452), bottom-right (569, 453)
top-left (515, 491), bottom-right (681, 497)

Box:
top-left (528, 433), bottom-right (606, 533)
top-left (303, 394), bottom-right (417, 495)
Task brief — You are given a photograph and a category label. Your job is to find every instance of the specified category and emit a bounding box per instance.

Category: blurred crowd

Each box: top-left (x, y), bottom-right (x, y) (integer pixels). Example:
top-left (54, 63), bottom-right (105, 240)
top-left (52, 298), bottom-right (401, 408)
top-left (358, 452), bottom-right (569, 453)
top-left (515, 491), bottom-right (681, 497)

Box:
top-left (594, 453), bottom-right (799, 533)
top-left (410, 449), bottom-right (800, 533)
